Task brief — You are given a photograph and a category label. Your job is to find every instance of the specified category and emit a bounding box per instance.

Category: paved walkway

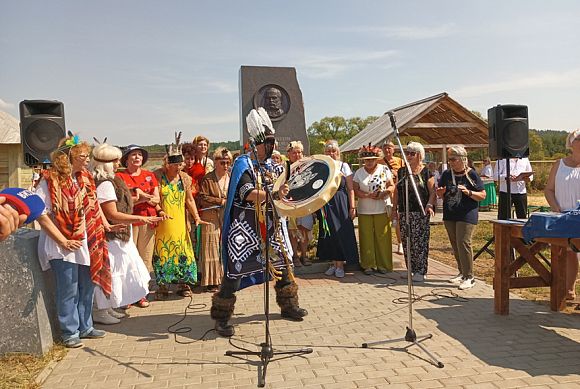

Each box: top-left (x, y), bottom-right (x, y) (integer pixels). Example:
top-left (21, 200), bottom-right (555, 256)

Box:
top-left (40, 252), bottom-right (580, 389)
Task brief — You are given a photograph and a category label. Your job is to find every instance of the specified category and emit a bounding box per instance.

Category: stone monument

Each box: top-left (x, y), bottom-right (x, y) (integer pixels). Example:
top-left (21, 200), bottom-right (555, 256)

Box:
top-left (0, 229), bottom-right (58, 355)
top-left (239, 66), bottom-right (310, 155)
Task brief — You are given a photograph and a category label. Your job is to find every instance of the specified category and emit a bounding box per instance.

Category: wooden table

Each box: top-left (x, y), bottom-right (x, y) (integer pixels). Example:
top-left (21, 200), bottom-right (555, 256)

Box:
top-left (492, 220), bottom-right (578, 315)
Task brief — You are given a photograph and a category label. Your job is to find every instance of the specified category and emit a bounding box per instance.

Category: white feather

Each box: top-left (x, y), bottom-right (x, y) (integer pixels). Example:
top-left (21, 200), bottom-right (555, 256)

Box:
top-left (246, 109), bottom-right (265, 143)
top-left (256, 107), bottom-right (275, 135)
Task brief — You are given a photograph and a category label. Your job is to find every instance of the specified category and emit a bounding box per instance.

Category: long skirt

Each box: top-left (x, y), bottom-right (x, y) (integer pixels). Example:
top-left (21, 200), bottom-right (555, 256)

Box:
top-left (399, 211), bottom-right (430, 276)
top-left (94, 238), bottom-right (151, 309)
top-left (199, 211), bottom-right (224, 287)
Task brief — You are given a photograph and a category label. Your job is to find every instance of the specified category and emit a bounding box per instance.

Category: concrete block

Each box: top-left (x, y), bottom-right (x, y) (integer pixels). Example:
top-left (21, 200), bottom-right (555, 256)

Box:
top-left (0, 229), bottom-right (58, 355)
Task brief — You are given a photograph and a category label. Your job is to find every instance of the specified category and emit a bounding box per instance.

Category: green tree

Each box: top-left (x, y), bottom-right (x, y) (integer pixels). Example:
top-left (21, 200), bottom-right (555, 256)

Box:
top-left (307, 116), bottom-right (378, 154)
top-left (529, 131), bottom-right (544, 160)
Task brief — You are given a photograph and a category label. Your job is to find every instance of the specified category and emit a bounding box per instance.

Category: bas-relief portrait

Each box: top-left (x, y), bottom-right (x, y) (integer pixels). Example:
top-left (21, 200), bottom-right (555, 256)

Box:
top-left (253, 85), bottom-right (290, 122)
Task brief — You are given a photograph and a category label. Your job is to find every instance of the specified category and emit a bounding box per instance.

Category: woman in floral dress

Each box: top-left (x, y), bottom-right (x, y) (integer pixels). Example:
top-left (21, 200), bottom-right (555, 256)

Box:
top-left (153, 137), bottom-right (205, 297)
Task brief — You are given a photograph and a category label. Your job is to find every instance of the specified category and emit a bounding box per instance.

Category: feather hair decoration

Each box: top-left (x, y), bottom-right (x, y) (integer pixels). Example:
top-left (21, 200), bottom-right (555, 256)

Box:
top-left (92, 137), bottom-right (107, 145)
top-left (246, 109), bottom-right (265, 145)
top-left (246, 107), bottom-right (275, 145)
top-left (256, 107), bottom-right (274, 136)
top-left (167, 130), bottom-right (183, 156)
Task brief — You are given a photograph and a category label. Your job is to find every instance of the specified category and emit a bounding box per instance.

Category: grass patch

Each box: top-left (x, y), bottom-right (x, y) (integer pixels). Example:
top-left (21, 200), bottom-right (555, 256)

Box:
top-left (0, 345), bottom-right (67, 389)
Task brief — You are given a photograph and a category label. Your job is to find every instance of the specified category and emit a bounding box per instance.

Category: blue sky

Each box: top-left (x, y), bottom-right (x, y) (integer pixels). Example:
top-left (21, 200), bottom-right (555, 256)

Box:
top-left (1, 1), bottom-right (579, 145)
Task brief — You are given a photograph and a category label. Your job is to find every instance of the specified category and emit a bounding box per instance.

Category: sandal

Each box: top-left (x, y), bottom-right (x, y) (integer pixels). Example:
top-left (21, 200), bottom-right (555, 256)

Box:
top-left (301, 257), bottom-right (312, 266)
top-left (177, 284), bottom-right (193, 297)
top-left (134, 297), bottom-right (150, 308)
top-left (293, 257), bottom-right (303, 267)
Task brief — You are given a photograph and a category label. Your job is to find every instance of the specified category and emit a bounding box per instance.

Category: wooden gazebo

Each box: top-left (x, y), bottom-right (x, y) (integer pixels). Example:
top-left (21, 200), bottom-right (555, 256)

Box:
top-left (340, 92), bottom-right (488, 163)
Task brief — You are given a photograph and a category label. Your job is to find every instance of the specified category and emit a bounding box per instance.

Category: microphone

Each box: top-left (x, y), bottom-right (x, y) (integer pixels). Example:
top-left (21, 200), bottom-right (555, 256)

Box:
top-left (0, 188), bottom-right (45, 223)
top-left (387, 111), bottom-right (397, 128)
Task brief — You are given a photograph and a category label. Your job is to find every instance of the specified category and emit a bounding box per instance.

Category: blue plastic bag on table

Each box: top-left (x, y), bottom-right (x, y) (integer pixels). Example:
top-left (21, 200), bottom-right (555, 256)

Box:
top-left (522, 207), bottom-right (580, 247)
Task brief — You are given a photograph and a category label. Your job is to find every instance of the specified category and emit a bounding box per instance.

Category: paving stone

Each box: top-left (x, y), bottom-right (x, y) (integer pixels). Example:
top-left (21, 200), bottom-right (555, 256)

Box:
top-left (37, 255), bottom-right (580, 389)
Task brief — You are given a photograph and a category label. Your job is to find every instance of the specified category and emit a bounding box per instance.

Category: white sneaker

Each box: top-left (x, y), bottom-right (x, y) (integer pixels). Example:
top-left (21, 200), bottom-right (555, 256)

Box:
top-left (107, 308), bottom-right (126, 319)
top-left (458, 277), bottom-right (475, 290)
top-left (396, 244), bottom-right (404, 254)
top-left (93, 309), bottom-right (121, 325)
top-left (325, 265), bottom-right (336, 276)
top-left (335, 268), bottom-right (345, 278)
top-left (412, 273), bottom-right (425, 282)
top-left (449, 274), bottom-right (463, 284)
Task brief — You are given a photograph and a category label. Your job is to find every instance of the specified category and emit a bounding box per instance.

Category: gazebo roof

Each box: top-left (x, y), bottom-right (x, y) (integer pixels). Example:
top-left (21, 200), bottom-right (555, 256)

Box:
top-left (0, 111), bottom-right (20, 144)
top-left (340, 92), bottom-right (488, 152)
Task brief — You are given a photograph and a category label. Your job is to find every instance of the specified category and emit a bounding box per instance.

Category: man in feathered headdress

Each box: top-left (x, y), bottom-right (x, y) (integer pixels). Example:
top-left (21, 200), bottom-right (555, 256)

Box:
top-left (210, 108), bottom-right (308, 337)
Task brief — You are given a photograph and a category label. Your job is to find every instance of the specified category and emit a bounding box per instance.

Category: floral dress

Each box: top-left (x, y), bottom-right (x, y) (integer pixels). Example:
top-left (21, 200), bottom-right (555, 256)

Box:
top-left (152, 174), bottom-right (197, 285)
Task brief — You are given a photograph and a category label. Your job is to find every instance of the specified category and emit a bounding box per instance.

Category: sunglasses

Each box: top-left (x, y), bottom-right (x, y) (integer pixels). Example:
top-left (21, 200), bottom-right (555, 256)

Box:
top-left (219, 160), bottom-right (231, 166)
top-left (405, 151), bottom-right (417, 157)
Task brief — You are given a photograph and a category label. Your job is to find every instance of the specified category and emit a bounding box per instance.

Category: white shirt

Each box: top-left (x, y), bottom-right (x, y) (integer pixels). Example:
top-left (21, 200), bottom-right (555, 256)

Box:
top-left (494, 158), bottom-right (533, 194)
top-left (353, 164), bottom-right (393, 215)
top-left (480, 164), bottom-right (493, 178)
top-left (35, 179), bottom-right (90, 271)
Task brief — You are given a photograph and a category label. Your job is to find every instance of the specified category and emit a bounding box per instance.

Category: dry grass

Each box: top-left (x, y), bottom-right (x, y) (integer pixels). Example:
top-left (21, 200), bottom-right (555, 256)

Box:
top-left (0, 345), bottom-right (67, 389)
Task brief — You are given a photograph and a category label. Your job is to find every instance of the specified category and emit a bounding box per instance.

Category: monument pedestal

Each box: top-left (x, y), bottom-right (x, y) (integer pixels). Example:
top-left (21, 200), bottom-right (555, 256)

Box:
top-left (0, 229), bottom-right (58, 355)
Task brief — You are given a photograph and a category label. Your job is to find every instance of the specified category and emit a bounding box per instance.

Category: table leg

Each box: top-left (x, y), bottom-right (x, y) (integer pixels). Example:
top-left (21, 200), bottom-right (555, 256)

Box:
top-left (494, 223), bottom-right (512, 315)
top-left (550, 246), bottom-right (567, 311)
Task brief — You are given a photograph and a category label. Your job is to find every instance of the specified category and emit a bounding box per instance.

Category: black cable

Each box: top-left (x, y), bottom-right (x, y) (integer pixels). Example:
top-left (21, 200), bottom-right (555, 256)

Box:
top-left (166, 294), bottom-right (214, 344)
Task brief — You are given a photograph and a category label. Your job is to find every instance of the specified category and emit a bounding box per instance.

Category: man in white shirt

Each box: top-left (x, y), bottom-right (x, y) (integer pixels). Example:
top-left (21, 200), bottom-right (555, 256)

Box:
top-left (494, 157), bottom-right (533, 219)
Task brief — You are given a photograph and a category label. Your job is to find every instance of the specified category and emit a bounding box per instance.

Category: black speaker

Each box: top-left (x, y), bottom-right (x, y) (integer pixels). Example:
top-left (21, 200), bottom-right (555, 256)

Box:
top-left (19, 100), bottom-right (66, 166)
top-left (488, 104), bottom-right (529, 159)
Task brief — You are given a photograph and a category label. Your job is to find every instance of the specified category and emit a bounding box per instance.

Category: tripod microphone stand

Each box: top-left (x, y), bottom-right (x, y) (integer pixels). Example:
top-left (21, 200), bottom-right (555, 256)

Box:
top-left (224, 142), bottom-right (312, 387)
top-left (361, 111), bottom-right (444, 368)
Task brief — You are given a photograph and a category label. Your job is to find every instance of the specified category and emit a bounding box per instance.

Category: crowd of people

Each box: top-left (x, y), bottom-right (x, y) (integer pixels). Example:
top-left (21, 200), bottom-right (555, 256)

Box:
top-left (2, 126), bottom-right (579, 345)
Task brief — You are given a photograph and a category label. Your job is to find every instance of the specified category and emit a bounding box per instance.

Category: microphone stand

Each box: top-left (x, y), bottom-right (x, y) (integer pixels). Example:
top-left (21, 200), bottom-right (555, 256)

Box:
top-left (361, 111), bottom-right (444, 368)
top-left (224, 141), bottom-right (312, 388)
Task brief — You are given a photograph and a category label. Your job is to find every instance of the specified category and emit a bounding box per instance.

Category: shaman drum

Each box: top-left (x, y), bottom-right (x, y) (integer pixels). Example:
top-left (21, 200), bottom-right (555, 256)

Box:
top-left (273, 155), bottom-right (342, 218)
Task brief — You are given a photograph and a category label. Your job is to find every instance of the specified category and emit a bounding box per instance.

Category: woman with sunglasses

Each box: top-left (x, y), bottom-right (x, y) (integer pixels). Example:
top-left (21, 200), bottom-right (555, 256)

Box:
top-left (35, 135), bottom-right (111, 347)
top-left (353, 144), bottom-right (395, 275)
top-left (392, 142), bottom-right (436, 282)
top-left (437, 145), bottom-right (486, 290)
top-left (197, 147), bottom-right (232, 292)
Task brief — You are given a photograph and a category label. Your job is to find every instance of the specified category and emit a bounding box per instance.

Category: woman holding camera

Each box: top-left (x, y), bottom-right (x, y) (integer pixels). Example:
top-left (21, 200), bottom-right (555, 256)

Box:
top-left (437, 145), bottom-right (486, 290)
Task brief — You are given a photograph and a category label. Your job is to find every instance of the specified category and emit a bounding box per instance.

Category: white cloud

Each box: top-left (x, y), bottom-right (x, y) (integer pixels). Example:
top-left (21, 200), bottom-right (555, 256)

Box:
top-left (340, 23), bottom-right (456, 40)
top-left (294, 50), bottom-right (399, 79)
top-left (0, 98), bottom-right (14, 111)
top-left (454, 68), bottom-right (580, 98)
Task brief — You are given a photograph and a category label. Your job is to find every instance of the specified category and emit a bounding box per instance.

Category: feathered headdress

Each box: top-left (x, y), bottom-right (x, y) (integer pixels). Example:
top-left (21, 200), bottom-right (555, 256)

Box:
top-left (165, 131), bottom-right (184, 164)
top-left (358, 143), bottom-right (383, 159)
top-left (56, 131), bottom-right (82, 154)
top-left (246, 107), bottom-right (275, 145)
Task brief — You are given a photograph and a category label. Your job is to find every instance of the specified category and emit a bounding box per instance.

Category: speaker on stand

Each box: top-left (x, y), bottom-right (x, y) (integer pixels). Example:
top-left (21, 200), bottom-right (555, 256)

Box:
top-left (488, 104), bottom-right (529, 159)
top-left (488, 104), bottom-right (529, 223)
top-left (19, 100), bottom-right (66, 167)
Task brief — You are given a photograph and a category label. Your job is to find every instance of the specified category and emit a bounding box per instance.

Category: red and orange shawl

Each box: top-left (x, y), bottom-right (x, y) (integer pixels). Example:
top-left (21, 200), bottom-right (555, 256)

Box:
top-left (48, 170), bottom-right (111, 295)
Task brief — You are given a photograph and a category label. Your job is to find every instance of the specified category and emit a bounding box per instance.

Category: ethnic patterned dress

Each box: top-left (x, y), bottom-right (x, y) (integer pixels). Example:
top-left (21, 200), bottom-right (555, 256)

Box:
top-left (153, 174), bottom-right (197, 285)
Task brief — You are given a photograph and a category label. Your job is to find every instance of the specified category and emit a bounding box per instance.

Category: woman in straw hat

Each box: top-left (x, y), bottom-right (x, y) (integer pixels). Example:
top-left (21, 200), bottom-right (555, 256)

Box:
top-left (353, 144), bottom-right (395, 275)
